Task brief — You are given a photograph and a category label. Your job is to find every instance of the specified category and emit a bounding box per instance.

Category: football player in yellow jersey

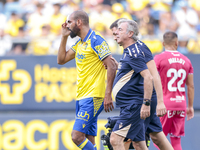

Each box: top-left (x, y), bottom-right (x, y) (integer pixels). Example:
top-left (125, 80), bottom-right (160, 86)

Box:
top-left (57, 10), bottom-right (117, 150)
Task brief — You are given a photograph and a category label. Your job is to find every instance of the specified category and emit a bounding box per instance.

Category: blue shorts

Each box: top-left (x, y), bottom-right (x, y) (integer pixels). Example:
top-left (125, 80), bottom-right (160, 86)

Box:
top-left (112, 104), bottom-right (145, 141)
top-left (73, 97), bottom-right (104, 136)
top-left (145, 100), bottom-right (163, 134)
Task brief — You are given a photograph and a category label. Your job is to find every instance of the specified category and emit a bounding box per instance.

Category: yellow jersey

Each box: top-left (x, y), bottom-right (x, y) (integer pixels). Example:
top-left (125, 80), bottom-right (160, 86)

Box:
top-left (71, 29), bottom-right (111, 100)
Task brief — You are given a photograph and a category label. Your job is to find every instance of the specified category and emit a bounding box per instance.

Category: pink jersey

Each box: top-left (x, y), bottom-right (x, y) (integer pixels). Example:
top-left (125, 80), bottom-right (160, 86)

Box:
top-left (154, 50), bottom-right (193, 110)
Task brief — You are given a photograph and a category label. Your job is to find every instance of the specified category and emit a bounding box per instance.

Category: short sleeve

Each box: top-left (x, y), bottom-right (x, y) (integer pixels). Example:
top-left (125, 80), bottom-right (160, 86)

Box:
top-left (188, 60), bottom-right (194, 74)
top-left (129, 55), bottom-right (148, 73)
top-left (137, 40), bottom-right (153, 63)
top-left (91, 34), bottom-right (111, 60)
top-left (143, 44), bottom-right (153, 63)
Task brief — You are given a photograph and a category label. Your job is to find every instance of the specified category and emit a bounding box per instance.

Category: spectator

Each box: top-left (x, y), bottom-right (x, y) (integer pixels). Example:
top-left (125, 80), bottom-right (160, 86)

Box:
top-left (26, 2), bottom-right (49, 37)
top-left (136, 4), bottom-right (157, 37)
top-left (159, 11), bottom-right (179, 38)
top-left (1, 0), bottom-right (200, 55)
top-left (7, 44), bottom-right (26, 55)
top-left (49, 3), bottom-right (66, 36)
top-left (0, 12), bottom-right (7, 29)
top-left (7, 27), bottom-right (30, 55)
top-left (5, 12), bottom-right (25, 37)
top-left (0, 1), bottom-right (3, 13)
top-left (0, 29), bottom-right (12, 56)
top-left (26, 25), bottom-right (54, 55)
top-left (19, 0), bottom-right (38, 23)
top-left (89, 4), bottom-right (114, 36)
top-left (187, 38), bottom-right (200, 54)
top-left (189, 0), bottom-right (200, 12)
top-left (127, 0), bottom-right (148, 13)
top-left (150, 1), bottom-right (172, 13)
top-left (60, 0), bottom-right (80, 17)
top-left (111, 3), bottom-right (132, 20)
top-left (83, 0), bottom-right (103, 7)
top-left (3, 0), bottom-right (22, 19)
top-left (174, 0), bottom-right (199, 54)
top-left (187, 25), bottom-right (200, 54)
top-left (19, 0), bottom-right (37, 14)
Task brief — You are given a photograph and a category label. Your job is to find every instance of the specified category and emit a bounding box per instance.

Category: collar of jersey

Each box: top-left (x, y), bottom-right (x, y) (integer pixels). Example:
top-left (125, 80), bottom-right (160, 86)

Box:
top-left (124, 43), bottom-right (135, 52)
top-left (165, 49), bottom-right (178, 52)
top-left (82, 28), bottom-right (93, 42)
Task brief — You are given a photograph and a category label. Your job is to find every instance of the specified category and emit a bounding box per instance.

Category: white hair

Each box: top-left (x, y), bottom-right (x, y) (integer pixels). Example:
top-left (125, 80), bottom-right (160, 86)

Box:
top-left (118, 19), bottom-right (139, 41)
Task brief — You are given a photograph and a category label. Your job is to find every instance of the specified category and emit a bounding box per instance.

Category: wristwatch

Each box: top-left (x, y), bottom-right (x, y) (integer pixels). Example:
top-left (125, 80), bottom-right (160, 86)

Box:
top-left (143, 99), bottom-right (151, 106)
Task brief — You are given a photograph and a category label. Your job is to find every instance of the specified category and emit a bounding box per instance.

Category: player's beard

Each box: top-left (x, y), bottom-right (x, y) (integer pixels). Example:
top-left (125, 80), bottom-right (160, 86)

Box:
top-left (70, 23), bottom-right (80, 38)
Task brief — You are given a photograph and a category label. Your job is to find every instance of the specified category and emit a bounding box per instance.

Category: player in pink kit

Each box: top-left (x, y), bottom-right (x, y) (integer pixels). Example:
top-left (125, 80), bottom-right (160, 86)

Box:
top-left (154, 31), bottom-right (194, 150)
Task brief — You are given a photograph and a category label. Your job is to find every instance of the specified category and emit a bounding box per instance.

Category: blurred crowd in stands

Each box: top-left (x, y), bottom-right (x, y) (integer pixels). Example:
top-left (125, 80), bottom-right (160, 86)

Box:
top-left (0, 0), bottom-right (200, 55)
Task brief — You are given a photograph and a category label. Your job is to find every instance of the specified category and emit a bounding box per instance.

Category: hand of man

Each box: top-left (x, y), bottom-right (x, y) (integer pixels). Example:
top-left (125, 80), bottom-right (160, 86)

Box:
top-left (140, 104), bottom-right (150, 120)
top-left (187, 107), bottom-right (194, 121)
top-left (104, 94), bottom-right (114, 112)
top-left (156, 101), bottom-right (167, 117)
top-left (61, 22), bottom-right (71, 37)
